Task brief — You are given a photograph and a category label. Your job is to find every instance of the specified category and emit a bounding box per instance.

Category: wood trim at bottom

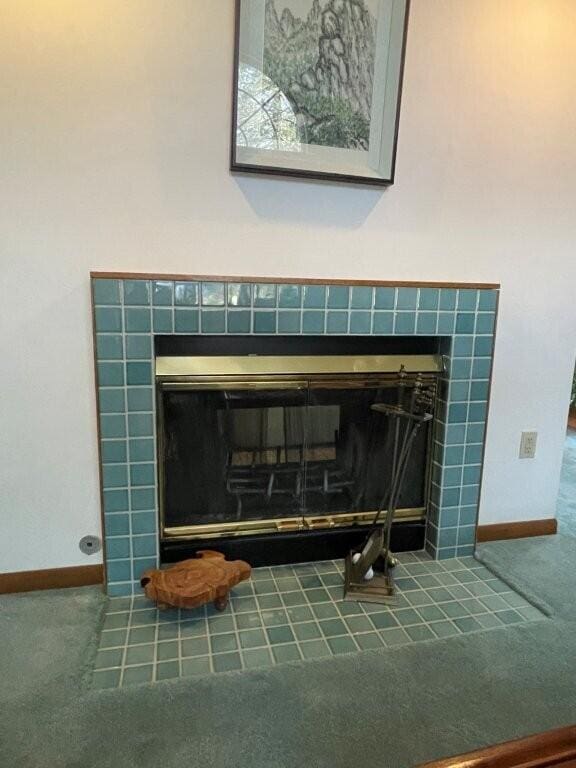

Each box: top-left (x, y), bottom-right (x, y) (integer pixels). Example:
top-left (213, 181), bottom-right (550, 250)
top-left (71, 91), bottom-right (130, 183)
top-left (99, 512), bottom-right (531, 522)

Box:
top-left (0, 564), bottom-right (104, 594)
top-left (89, 271), bottom-right (500, 290)
top-left (418, 724), bottom-right (576, 768)
top-left (477, 518), bottom-right (557, 543)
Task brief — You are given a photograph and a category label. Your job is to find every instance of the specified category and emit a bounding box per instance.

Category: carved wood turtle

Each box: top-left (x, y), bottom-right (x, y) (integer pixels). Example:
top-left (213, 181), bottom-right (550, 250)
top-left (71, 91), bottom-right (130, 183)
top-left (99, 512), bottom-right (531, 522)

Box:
top-left (140, 550), bottom-right (251, 611)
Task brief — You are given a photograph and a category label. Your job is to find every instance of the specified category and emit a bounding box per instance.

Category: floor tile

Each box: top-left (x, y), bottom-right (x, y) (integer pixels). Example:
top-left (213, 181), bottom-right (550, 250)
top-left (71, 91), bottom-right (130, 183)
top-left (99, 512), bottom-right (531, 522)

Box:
top-left (92, 554), bottom-right (545, 688)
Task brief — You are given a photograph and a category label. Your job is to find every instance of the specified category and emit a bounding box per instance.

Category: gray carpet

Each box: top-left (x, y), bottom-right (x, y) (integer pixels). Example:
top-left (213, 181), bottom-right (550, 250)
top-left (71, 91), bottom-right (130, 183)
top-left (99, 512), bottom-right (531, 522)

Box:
top-left (2, 436), bottom-right (575, 768)
top-left (557, 429), bottom-right (576, 537)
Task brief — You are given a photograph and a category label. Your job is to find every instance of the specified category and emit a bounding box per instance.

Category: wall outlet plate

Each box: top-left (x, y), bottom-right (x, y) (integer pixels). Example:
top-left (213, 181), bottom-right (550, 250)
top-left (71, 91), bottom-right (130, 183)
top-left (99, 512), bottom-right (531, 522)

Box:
top-left (519, 431), bottom-right (538, 459)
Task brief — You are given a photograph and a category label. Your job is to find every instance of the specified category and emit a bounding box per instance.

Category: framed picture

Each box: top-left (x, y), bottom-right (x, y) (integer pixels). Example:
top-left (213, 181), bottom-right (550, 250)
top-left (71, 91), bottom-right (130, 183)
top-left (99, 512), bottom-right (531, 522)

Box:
top-left (230, 0), bottom-right (410, 186)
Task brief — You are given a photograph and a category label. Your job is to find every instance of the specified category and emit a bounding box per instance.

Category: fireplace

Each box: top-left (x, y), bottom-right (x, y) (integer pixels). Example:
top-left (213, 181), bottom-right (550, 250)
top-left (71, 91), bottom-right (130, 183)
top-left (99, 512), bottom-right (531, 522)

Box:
top-left (155, 337), bottom-right (441, 565)
top-left (91, 275), bottom-right (498, 595)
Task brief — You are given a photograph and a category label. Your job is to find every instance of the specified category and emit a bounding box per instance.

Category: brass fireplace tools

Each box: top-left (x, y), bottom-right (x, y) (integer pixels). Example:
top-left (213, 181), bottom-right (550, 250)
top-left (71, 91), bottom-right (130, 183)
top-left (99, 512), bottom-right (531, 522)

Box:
top-left (344, 368), bottom-right (436, 605)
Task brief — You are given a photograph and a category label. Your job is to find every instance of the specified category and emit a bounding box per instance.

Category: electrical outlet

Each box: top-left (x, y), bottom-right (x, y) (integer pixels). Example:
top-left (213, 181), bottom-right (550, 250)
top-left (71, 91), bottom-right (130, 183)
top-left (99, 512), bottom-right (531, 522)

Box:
top-left (519, 431), bottom-right (538, 459)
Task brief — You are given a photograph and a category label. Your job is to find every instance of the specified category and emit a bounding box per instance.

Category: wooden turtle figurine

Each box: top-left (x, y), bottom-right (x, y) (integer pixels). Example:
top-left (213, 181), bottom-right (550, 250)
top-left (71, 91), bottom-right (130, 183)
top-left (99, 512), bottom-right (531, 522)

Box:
top-left (140, 550), bottom-right (251, 612)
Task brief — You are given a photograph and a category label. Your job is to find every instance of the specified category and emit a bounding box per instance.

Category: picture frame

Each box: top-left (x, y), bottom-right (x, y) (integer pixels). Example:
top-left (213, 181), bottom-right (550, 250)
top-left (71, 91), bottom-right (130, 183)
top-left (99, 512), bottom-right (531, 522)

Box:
top-left (230, 0), bottom-right (410, 186)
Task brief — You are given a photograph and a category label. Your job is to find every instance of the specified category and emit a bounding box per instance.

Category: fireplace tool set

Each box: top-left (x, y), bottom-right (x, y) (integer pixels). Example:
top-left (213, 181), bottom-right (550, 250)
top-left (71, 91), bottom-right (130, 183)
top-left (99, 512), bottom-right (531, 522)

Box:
top-left (344, 368), bottom-right (436, 605)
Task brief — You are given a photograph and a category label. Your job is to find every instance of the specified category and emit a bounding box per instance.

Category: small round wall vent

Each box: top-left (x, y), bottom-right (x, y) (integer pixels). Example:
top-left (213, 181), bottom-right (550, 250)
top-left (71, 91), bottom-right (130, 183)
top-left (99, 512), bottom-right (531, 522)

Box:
top-left (79, 535), bottom-right (101, 555)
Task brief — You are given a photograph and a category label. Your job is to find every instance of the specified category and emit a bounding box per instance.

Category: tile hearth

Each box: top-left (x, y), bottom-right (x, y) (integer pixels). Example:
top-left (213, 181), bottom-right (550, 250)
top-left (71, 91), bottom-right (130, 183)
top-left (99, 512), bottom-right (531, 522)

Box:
top-left (91, 553), bottom-right (544, 689)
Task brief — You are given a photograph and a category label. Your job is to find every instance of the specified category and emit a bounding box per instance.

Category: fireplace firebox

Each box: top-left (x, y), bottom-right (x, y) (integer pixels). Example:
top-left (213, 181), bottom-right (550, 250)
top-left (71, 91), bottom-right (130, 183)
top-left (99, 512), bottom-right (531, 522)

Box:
top-left (157, 349), bottom-right (441, 565)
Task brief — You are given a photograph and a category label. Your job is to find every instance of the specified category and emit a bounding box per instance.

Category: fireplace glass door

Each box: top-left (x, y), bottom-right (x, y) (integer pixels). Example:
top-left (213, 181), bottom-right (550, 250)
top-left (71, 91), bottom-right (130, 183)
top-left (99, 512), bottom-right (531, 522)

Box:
top-left (159, 377), bottom-right (432, 538)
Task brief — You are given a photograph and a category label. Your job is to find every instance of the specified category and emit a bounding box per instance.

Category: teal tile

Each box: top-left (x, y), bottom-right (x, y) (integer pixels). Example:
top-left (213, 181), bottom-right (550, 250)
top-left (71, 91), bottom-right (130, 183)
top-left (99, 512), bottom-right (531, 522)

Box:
top-left (457, 289), bottom-right (478, 310)
top-left (153, 281), bottom-right (173, 306)
top-left (129, 438), bottom-right (154, 462)
top-left (302, 310), bottom-right (324, 333)
top-left (293, 622), bottom-right (322, 641)
top-left (124, 280), bottom-right (150, 305)
top-left (479, 291), bottom-right (498, 311)
top-left (129, 625), bottom-right (157, 646)
top-left (417, 312), bottom-right (437, 334)
top-left (95, 307), bottom-right (123, 332)
top-left (450, 359), bottom-right (472, 379)
top-left (254, 284), bottom-right (277, 307)
top-left (272, 644), bottom-right (302, 663)
top-left (327, 285), bottom-right (349, 309)
top-left (235, 612), bottom-right (261, 630)
top-left (126, 362), bottom-right (152, 385)
top-left (461, 485), bottom-right (479, 505)
top-left (438, 528), bottom-right (458, 548)
top-left (456, 313), bottom-right (475, 334)
top-left (174, 309), bottom-right (199, 333)
top-left (257, 594), bottom-right (282, 609)
top-left (99, 388), bottom-right (125, 414)
top-left (227, 310), bottom-right (251, 333)
top-left (467, 423), bottom-right (485, 442)
top-left (442, 488), bottom-right (460, 507)
top-left (153, 308), bottom-right (173, 333)
top-left (156, 661), bottom-right (179, 680)
top-left (374, 287), bottom-right (395, 309)
top-left (103, 464), bottom-right (128, 489)
top-left (373, 312), bottom-right (393, 334)
top-left (130, 463), bottom-right (155, 487)
top-left (211, 633), bottom-right (238, 654)
top-left (106, 537), bottom-right (131, 559)
top-left (94, 648), bottom-right (123, 669)
top-left (132, 534), bottom-right (156, 557)
top-left (351, 286), bottom-right (373, 309)
top-left (327, 636), bottom-right (357, 654)
top-left (397, 287), bottom-right (418, 309)
top-left (207, 615), bottom-right (235, 634)
top-left (355, 633), bottom-right (384, 650)
top-left (181, 637), bottom-right (209, 657)
top-left (157, 641), bottom-right (178, 661)
top-left (474, 337), bottom-right (493, 356)
top-left (344, 615), bottom-right (372, 633)
top-left (303, 285), bottom-right (326, 308)
top-left (453, 336), bottom-right (474, 357)
top-left (181, 657), bottom-right (211, 677)
top-left (440, 289), bottom-right (457, 310)
top-left (286, 605), bottom-right (314, 623)
top-left (98, 362), bottom-right (124, 387)
top-left (212, 652), bottom-right (242, 672)
top-left (278, 311), bottom-right (300, 334)
top-left (267, 626), bottom-right (295, 644)
top-left (127, 388), bottom-right (153, 413)
top-left (238, 629), bottom-right (267, 649)
top-left (476, 313), bottom-right (495, 334)
top-left (201, 282), bottom-right (225, 306)
top-left (470, 381), bottom-right (489, 401)
top-left (254, 311), bottom-right (276, 333)
top-left (201, 310), bottom-right (225, 333)
top-left (174, 282), bottom-right (199, 306)
top-left (380, 628), bottom-right (410, 647)
top-left (370, 611), bottom-right (399, 630)
top-left (96, 335), bottom-right (123, 360)
top-left (93, 279), bottom-right (121, 305)
top-left (126, 335), bottom-right (152, 360)
top-left (449, 381), bottom-right (469, 402)
top-left (128, 413), bottom-right (153, 438)
top-left (107, 560), bottom-right (131, 582)
top-left (444, 445), bottom-right (464, 465)
top-left (131, 511), bottom-right (156, 534)
top-left (448, 403), bottom-right (467, 423)
top-left (318, 618), bottom-right (347, 637)
top-left (103, 489), bottom-right (129, 513)
top-left (100, 414), bottom-right (126, 439)
top-left (103, 612), bottom-right (130, 630)
top-left (446, 424), bottom-right (466, 444)
top-left (105, 512), bottom-right (130, 536)
top-left (419, 289), bottom-right (439, 310)
top-left (278, 284), bottom-right (301, 308)
top-left (405, 624), bottom-right (435, 642)
top-left (395, 313), bottom-right (416, 334)
top-left (227, 283), bottom-right (252, 307)
top-left (430, 620), bottom-right (460, 638)
top-left (326, 311), bottom-right (347, 334)
top-left (93, 669), bottom-right (123, 691)
top-left (304, 588), bottom-right (329, 603)
top-left (416, 605), bottom-right (445, 622)
top-left (437, 313), bottom-right (455, 334)
top-left (350, 312), bottom-right (371, 334)
top-left (452, 616), bottom-right (482, 633)
top-left (468, 402), bottom-right (487, 422)
top-left (459, 506), bottom-right (477, 526)
top-left (299, 639), bottom-right (330, 659)
top-left (242, 648), bottom-right (274, 669)
top-left (101, 440), bottom-right (128, 464)
top-left (122, 665), bottom-right (154, 685)
top-left (125, 308), bottom-right (151, 333)
top-left (311, 603), bottom-right (339, 620)
top-left (472, 358), bottom-right (491, 378)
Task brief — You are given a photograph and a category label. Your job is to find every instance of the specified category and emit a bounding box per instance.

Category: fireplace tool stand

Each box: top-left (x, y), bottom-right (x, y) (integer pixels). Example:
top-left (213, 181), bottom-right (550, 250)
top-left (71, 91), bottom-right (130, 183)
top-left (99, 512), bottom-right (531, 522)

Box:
top-left (344, 371), bottom-right (435, 604)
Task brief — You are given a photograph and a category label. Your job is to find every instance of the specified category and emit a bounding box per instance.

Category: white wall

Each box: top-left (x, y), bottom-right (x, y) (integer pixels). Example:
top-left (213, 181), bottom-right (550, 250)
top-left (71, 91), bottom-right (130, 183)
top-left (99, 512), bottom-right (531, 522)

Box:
top-left (1, 0), bottom-right (575, 573)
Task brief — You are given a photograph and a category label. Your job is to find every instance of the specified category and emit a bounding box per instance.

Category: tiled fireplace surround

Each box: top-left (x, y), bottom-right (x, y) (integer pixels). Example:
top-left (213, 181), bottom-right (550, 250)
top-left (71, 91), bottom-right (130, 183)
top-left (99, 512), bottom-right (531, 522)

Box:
top-left (91, 274), bottom-right (498, 597)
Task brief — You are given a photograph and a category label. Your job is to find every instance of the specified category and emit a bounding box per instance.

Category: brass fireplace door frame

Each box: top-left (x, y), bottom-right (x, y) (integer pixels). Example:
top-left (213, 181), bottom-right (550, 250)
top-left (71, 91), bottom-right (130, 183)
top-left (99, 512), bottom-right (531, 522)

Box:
top-left (156, 355), bottom-right (441, 541)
